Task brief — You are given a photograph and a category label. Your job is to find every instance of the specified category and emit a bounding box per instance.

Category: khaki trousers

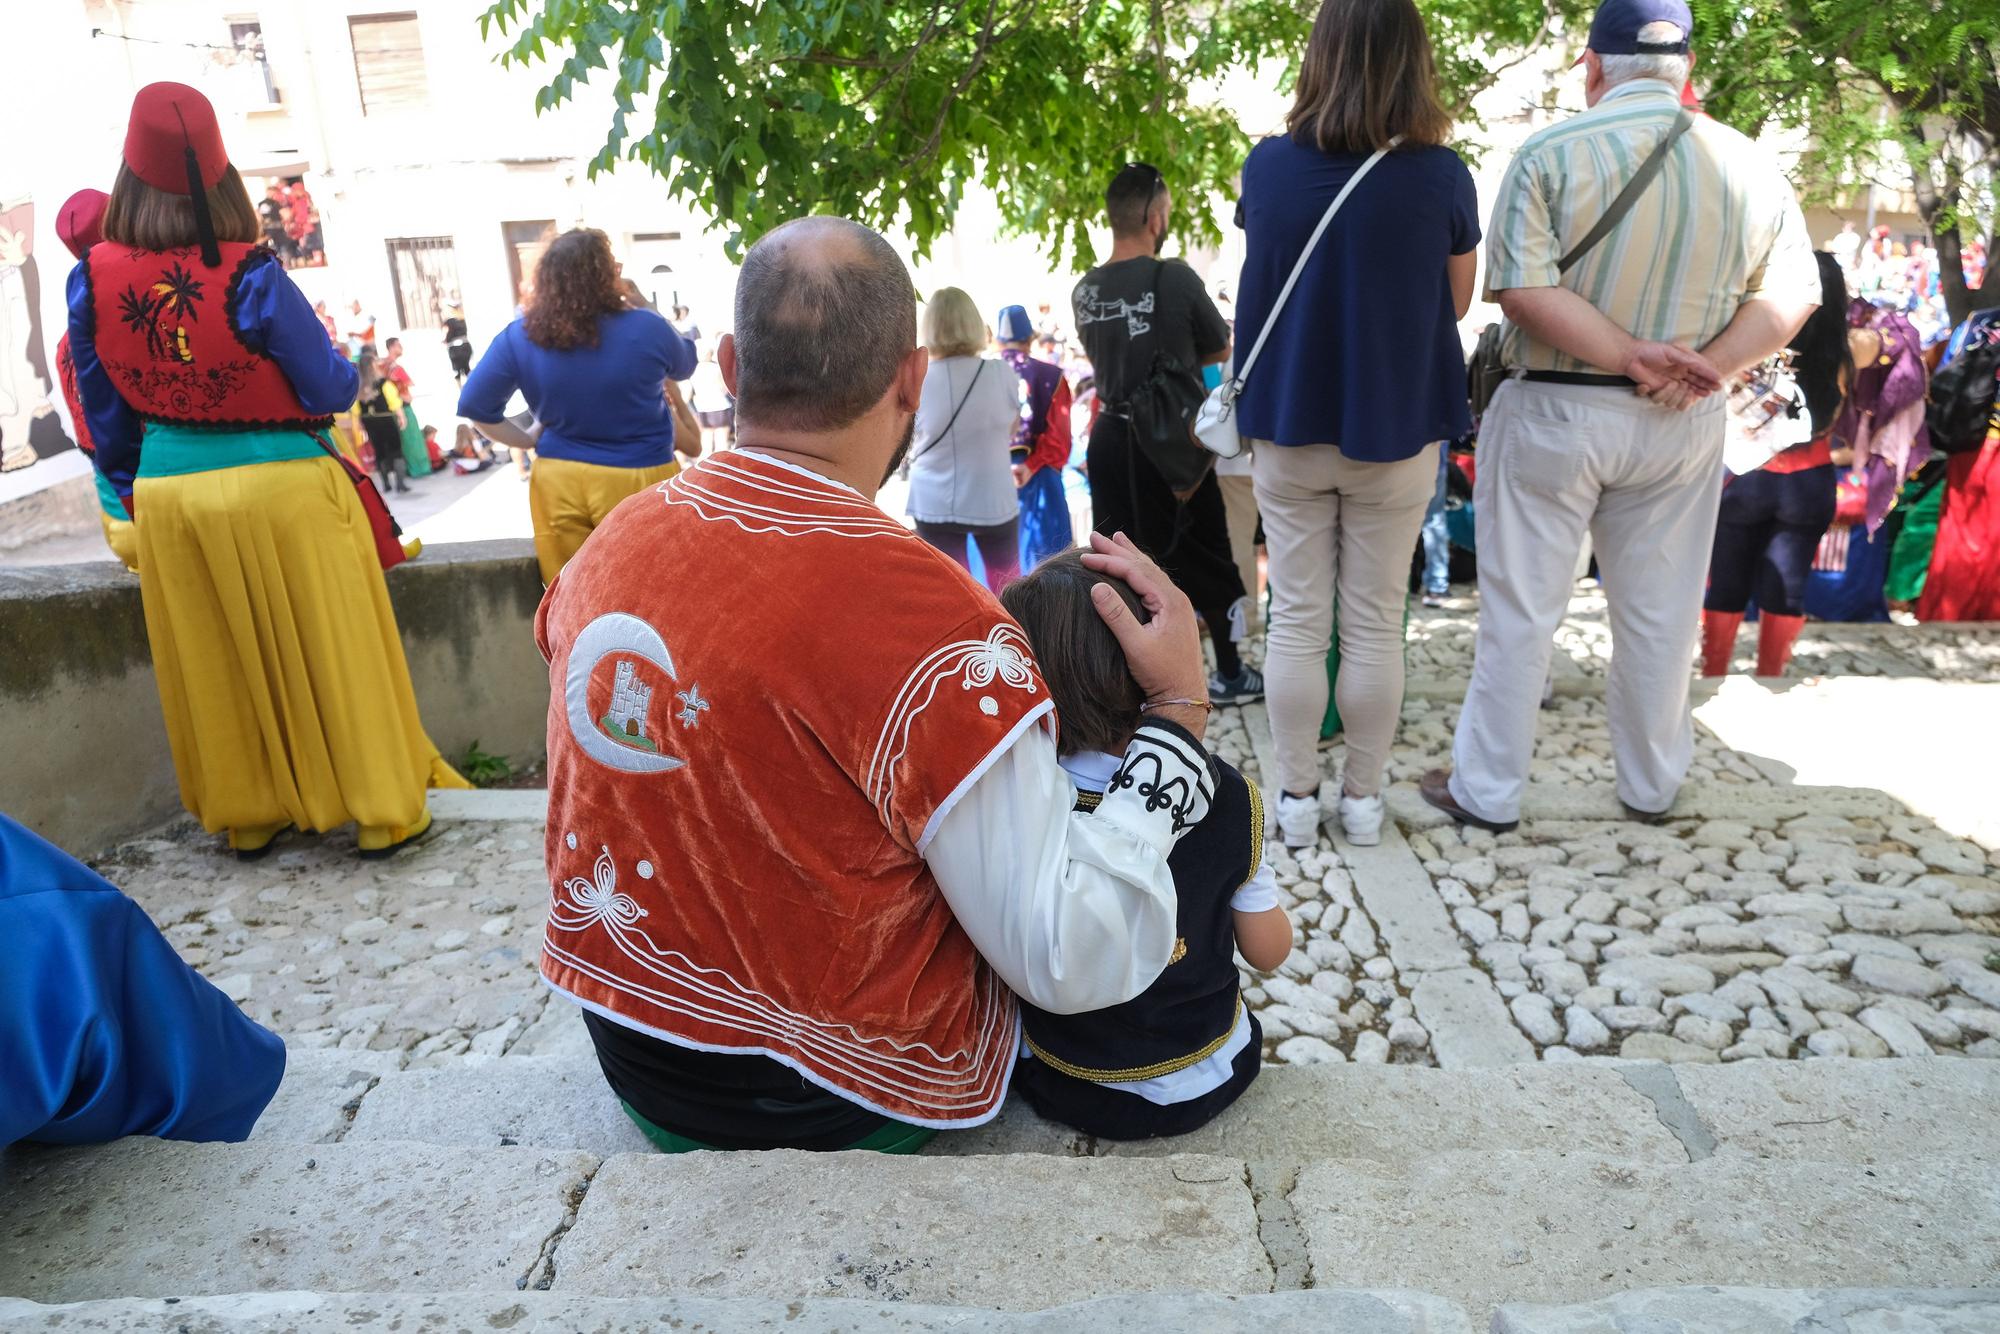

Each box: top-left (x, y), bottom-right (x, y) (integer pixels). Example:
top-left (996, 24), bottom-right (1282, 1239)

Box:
top-left (1450, 380), bottom-right (1725, 822)
top-left (1217, 470), bottom-right (1262, 635)
top-left (1253, 440), bottom-right (1439, 798)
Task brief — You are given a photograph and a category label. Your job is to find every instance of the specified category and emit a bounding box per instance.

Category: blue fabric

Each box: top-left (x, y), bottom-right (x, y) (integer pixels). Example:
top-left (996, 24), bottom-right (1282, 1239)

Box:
top-left (1232, 138), bottom-right (1479, 461)
top-left (66, 254), bottom-right (359, 506)
top-left (457, 309), bottom-right (698, 469)
top-left (0, 813), bottom-right (285, 1150)
top-left (92, 468), bottom-right (130, 523)
top-left (1017, 466), bottom-right (1072, 573)
top-left (1804, 524), bottom-right (1891, 623)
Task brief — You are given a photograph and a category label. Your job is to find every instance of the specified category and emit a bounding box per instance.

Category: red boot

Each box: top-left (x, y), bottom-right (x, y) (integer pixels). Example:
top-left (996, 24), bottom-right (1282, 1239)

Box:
top-left (1757, 612), bottom-right (1806, 677)
top-left (1700, 610), bottom-right (1743, 677)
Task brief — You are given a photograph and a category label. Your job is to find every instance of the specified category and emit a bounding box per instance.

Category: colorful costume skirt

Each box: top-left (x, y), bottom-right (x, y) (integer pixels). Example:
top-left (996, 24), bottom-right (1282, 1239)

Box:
top-left (132, 453), bottom-right (467, 840)
top-left (1017, 465), bottom-right (1073, 573)
top-left (1918, 436), bottom-right (2000, 622)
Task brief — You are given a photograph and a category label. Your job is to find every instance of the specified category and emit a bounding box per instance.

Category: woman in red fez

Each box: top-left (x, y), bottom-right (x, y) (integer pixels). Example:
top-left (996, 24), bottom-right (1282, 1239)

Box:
top-left (64, 82), bottom-right (466, 859)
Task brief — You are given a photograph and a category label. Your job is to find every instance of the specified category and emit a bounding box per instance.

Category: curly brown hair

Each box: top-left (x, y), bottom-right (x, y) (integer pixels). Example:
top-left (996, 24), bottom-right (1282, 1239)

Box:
top-left (522, 227), bottom-right (624, 351)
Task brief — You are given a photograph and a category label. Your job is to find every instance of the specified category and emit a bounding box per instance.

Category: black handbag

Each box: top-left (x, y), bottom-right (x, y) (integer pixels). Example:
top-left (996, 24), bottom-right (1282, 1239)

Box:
top-left (1926, 332), bottom-right (2000, 455)
top-left (1118, 260), bottom-right (1216, 495)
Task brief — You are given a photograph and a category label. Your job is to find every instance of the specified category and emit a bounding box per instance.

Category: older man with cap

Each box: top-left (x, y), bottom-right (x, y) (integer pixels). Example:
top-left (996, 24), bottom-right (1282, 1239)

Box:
top-left (996, 301), bottom-right (1074, 570)
top-left (49, 188), bottom-right (138, 571)
top-left (537, 216), bottom-right (1217, 1151)
top-left (1423, 0), bottom-right (1820, 831)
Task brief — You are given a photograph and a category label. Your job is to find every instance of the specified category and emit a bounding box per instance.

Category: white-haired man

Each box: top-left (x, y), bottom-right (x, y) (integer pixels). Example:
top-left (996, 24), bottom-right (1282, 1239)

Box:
top-left (1424, 0), bottom-right (1821, 831)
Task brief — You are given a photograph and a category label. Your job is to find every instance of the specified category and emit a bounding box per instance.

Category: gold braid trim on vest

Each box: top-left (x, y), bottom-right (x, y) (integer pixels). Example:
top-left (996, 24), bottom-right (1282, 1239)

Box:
top-left (1023, 994), bottom-right (1244, 1083)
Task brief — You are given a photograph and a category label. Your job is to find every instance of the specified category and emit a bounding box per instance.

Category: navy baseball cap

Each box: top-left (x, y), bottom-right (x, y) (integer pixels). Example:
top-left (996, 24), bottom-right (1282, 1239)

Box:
top-left (1585, 0), bottom-right (1692, 54)
top-left (996, 305), bottom-right (1034, 342)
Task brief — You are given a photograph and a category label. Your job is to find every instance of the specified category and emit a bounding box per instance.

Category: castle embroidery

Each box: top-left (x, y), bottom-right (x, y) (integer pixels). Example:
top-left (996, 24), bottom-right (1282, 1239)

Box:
top-left (600, 659), bottom-right (657, 752)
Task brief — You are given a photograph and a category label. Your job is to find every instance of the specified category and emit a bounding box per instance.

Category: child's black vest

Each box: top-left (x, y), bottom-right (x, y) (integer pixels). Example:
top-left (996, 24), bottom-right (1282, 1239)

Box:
top-left (1021, 756), bottom-right (1262, 1082)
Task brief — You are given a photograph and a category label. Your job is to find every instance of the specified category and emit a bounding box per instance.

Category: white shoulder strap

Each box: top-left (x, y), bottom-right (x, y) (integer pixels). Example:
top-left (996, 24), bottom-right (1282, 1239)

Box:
top-left (1230, 135), bottom-right (1403, 394)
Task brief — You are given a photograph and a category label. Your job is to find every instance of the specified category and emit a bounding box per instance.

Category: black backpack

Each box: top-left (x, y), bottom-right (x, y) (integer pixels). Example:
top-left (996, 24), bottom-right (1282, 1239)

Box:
top-left (1119, 260), bottom-right (1216, 495)
top-left (1926, 333), bottom-right (2000, 455)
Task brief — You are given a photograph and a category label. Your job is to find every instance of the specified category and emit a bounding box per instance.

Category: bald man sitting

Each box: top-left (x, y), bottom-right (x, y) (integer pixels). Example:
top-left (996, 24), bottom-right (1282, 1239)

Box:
top-left (535, 217), bottom-right (1218, 1152)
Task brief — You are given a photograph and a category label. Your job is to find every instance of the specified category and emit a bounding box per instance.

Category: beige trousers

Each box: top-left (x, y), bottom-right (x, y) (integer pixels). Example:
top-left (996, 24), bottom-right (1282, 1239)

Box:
top-left (1216, 471), bottom-right (1262, 636)
top-left (1252, 440), bottom-right (1439, 798)
top-left (1450, 380), bottom-right (1725, 822)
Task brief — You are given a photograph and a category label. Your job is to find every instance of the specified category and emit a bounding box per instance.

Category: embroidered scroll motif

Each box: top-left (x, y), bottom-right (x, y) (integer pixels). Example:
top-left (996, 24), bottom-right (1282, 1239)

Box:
top-left (1108, 724), bottom-right (1215, 834)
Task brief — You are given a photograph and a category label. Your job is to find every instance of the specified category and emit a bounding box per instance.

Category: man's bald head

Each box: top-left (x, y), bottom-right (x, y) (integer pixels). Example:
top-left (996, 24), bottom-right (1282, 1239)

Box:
top-left (732, 216), bottom-right (917, 432)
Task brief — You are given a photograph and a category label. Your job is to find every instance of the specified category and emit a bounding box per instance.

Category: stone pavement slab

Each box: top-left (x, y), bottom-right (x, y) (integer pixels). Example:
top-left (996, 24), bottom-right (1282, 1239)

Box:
top-left (346, 1054), bottom-right (650, 1155)
top-left (1292, 1151), bottom-right (2000, 1319)
top-left (1676, 1057), bottom-right (2000, 1163)
top-left (0, 1289), bottom-right (1477, 1332)
top-left (0, 1140), bottom-right (593, 1303)
top-left (942, 1064), bottom-right (1681, 1164)
top-left (1344, 826), bottom-right (1471, 974)
top-left (1409, 969), bottom-right (1536, 1070)
top-left (551, 1150), bottom-right (1271, 1309)
top-left (1490, 1285), bottom-right (2000, 1333)
top-left (248, 1049), bottom-right (400, 1144)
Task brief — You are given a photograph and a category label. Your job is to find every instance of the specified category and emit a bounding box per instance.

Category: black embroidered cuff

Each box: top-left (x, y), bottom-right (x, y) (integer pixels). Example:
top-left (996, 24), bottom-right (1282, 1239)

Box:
top-left (1108, 719), bottom-right (1215, 836)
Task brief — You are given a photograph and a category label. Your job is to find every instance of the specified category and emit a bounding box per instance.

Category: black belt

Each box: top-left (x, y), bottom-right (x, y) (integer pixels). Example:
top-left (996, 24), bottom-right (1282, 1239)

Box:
top-left (1519, 370), bottom-right (1637, 388)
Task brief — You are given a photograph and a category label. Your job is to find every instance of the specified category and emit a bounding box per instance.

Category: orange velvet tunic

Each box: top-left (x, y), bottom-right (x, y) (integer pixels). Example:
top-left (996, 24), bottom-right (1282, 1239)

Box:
top-left (536, 450), bottom-right (1055, 1126)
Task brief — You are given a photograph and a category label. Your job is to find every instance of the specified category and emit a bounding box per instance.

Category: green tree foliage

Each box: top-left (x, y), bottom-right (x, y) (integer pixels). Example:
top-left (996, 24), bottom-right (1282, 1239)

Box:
top-left (1694, 0), bottom-right (1999, 322)
top-left (481, 0), bottom-right (1312, 266)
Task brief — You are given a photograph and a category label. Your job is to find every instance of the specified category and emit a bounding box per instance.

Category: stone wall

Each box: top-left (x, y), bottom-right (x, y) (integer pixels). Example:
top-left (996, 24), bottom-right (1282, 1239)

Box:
top-left (0, 472), bottom-right (100, 552)
top-left (0, 540), bottom-right (548, 854)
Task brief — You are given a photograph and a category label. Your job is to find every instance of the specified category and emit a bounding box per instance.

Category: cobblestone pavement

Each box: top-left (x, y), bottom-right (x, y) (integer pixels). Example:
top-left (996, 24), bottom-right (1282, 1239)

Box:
top-left (92, 591), bottom-right (2000, 1077)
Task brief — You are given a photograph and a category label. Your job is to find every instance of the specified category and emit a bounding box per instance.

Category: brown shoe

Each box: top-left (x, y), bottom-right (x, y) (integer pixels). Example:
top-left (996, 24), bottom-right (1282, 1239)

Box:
top-left (1418, 768), bottom-right (1519, 834)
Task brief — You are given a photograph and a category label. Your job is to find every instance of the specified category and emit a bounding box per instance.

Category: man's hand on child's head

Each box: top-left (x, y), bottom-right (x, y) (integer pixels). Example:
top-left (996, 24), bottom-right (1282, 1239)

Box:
top-left (1080, 531), bottom-right (1208, 742)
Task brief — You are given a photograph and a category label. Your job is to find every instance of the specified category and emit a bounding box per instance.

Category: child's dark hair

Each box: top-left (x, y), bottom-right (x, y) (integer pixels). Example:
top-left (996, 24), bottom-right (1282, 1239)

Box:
top-left (1000, 550), bottom-right (1149, 757)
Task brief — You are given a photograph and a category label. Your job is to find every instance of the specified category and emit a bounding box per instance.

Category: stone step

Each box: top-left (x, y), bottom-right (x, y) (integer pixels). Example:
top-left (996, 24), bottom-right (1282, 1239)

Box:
top-left (0, 1289), bottom-right (1476, 1332)
top-left (1293, 1152), bottom-right (2000, 1322)
top-left (4, 1286), bottom-right (1994, 1334)
top-left (278, 1046), bottom-right (2000, 1170)
top-left (0, 1140), bottom-right (1270, 1311)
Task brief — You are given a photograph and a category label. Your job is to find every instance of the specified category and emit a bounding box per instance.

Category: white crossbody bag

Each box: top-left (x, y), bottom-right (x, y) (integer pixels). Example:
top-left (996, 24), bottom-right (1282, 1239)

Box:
top-left (1194, 137), bottom-right (1401, 460)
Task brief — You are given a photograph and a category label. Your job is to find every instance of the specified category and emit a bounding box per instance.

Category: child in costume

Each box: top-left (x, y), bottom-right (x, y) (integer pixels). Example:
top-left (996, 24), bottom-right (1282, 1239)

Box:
top-left (999, 551), bottom-right (1292, 1139)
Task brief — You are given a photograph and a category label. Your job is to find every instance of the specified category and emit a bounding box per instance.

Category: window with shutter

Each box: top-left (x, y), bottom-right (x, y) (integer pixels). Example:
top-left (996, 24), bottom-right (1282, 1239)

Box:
top-left (348, 13), bottom-right (427, 115)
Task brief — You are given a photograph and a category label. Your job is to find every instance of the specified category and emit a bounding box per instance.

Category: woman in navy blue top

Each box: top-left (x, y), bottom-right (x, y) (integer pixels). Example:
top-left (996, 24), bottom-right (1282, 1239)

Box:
top-left (459, 227), bottom-right (698, 582)
top-left (1234, 0), bottom-right (1478, 853)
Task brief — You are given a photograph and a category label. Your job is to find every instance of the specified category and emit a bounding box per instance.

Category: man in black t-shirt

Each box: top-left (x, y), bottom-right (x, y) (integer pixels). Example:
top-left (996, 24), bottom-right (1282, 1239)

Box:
top-left (1073, 163), bottom-right (1260, 705)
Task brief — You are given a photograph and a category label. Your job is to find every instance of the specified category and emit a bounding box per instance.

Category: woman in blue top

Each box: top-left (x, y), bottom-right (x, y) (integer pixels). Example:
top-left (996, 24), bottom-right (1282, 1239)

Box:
top-left (459, 228), bottom-right (699, 583)
top-left (1234, 0), bottom-right (1478, 852)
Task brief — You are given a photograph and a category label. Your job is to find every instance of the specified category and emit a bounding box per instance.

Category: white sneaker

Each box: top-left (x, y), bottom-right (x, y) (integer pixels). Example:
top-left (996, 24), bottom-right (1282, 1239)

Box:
top-left (1275, 791), bottom-right (1320, 850)
top-left (1339, 792), bottom-right (1385, 847)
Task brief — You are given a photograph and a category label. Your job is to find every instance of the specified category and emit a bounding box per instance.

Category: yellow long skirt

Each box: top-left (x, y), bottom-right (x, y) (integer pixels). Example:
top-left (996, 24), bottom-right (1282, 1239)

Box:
top-left (133, 456), bottom-right (468, 841)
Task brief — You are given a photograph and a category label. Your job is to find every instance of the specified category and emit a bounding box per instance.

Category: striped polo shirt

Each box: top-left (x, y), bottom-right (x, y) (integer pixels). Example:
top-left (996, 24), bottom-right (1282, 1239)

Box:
top-left (1485, 78), bottom-right (1820, 373)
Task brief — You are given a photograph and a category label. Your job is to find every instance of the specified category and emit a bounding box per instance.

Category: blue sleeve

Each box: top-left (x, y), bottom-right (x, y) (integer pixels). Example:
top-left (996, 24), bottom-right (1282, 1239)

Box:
top-left (66, 261), bottom-right (143, 506)
top-left (458, 325), bottom-right (521, 421)
top-left (0, 815), bottom-right (285, 1150)
top-left (233, 257), bottom-right (359, 415)
top-left (1448, 151), bottom-right (1482, 255)
top-left (664, 320), bottom-right (696, 384)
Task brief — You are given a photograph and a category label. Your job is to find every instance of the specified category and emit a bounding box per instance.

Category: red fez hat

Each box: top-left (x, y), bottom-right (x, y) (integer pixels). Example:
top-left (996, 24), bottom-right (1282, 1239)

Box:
top-left (56, 189), bottom-right (110, 259)
top-left (122, 82), bottom-right (228, 266)
top-left (124, 83), bottom-right (228, 194)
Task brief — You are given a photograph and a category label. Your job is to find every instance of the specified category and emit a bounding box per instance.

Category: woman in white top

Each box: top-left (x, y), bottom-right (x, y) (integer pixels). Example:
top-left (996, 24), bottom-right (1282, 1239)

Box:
top-left (907, 286), bottom-right (1024, 592)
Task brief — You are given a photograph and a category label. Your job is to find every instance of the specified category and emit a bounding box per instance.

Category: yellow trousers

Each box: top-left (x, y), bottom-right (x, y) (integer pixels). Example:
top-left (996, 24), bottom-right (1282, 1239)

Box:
top-left (133, 456), bottom-right (468, 842)
top-left (529, 455), bottom-right (680, 583)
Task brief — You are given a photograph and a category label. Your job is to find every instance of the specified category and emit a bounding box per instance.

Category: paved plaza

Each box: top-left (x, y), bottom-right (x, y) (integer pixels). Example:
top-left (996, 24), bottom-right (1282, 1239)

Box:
top-left (76, 593), bottom-right (2000, 1080)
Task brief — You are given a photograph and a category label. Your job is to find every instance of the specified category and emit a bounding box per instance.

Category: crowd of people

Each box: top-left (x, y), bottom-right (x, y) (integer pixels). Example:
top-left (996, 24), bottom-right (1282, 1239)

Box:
top-left (10, 0), bottom-right (2000, 1162)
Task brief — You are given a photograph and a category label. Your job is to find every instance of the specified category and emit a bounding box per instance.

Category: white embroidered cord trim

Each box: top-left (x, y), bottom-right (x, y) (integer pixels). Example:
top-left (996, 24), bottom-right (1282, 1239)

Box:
top-left (725, 448), bottom-right (867, 498)
top-left (663, 459), bottom-right (910, 539)
top-left (545, 939), bottom-right (1016, 1104)
top-left (545, 850), bottom-right (1016, 1096)
top-left (867, 624), bottom-right (1041, 825)
top-left (546, 980), bottom-right (1019, 1130)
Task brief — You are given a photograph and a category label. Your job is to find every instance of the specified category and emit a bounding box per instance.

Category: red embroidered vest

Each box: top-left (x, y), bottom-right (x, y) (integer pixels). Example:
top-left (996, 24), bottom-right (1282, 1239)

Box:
top-left (55, 336), bottom-right (95, 456)
top-left (536, 451), bottom-right (1053, 1127)
top-left (83, 242), bottom-right (332, 431)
